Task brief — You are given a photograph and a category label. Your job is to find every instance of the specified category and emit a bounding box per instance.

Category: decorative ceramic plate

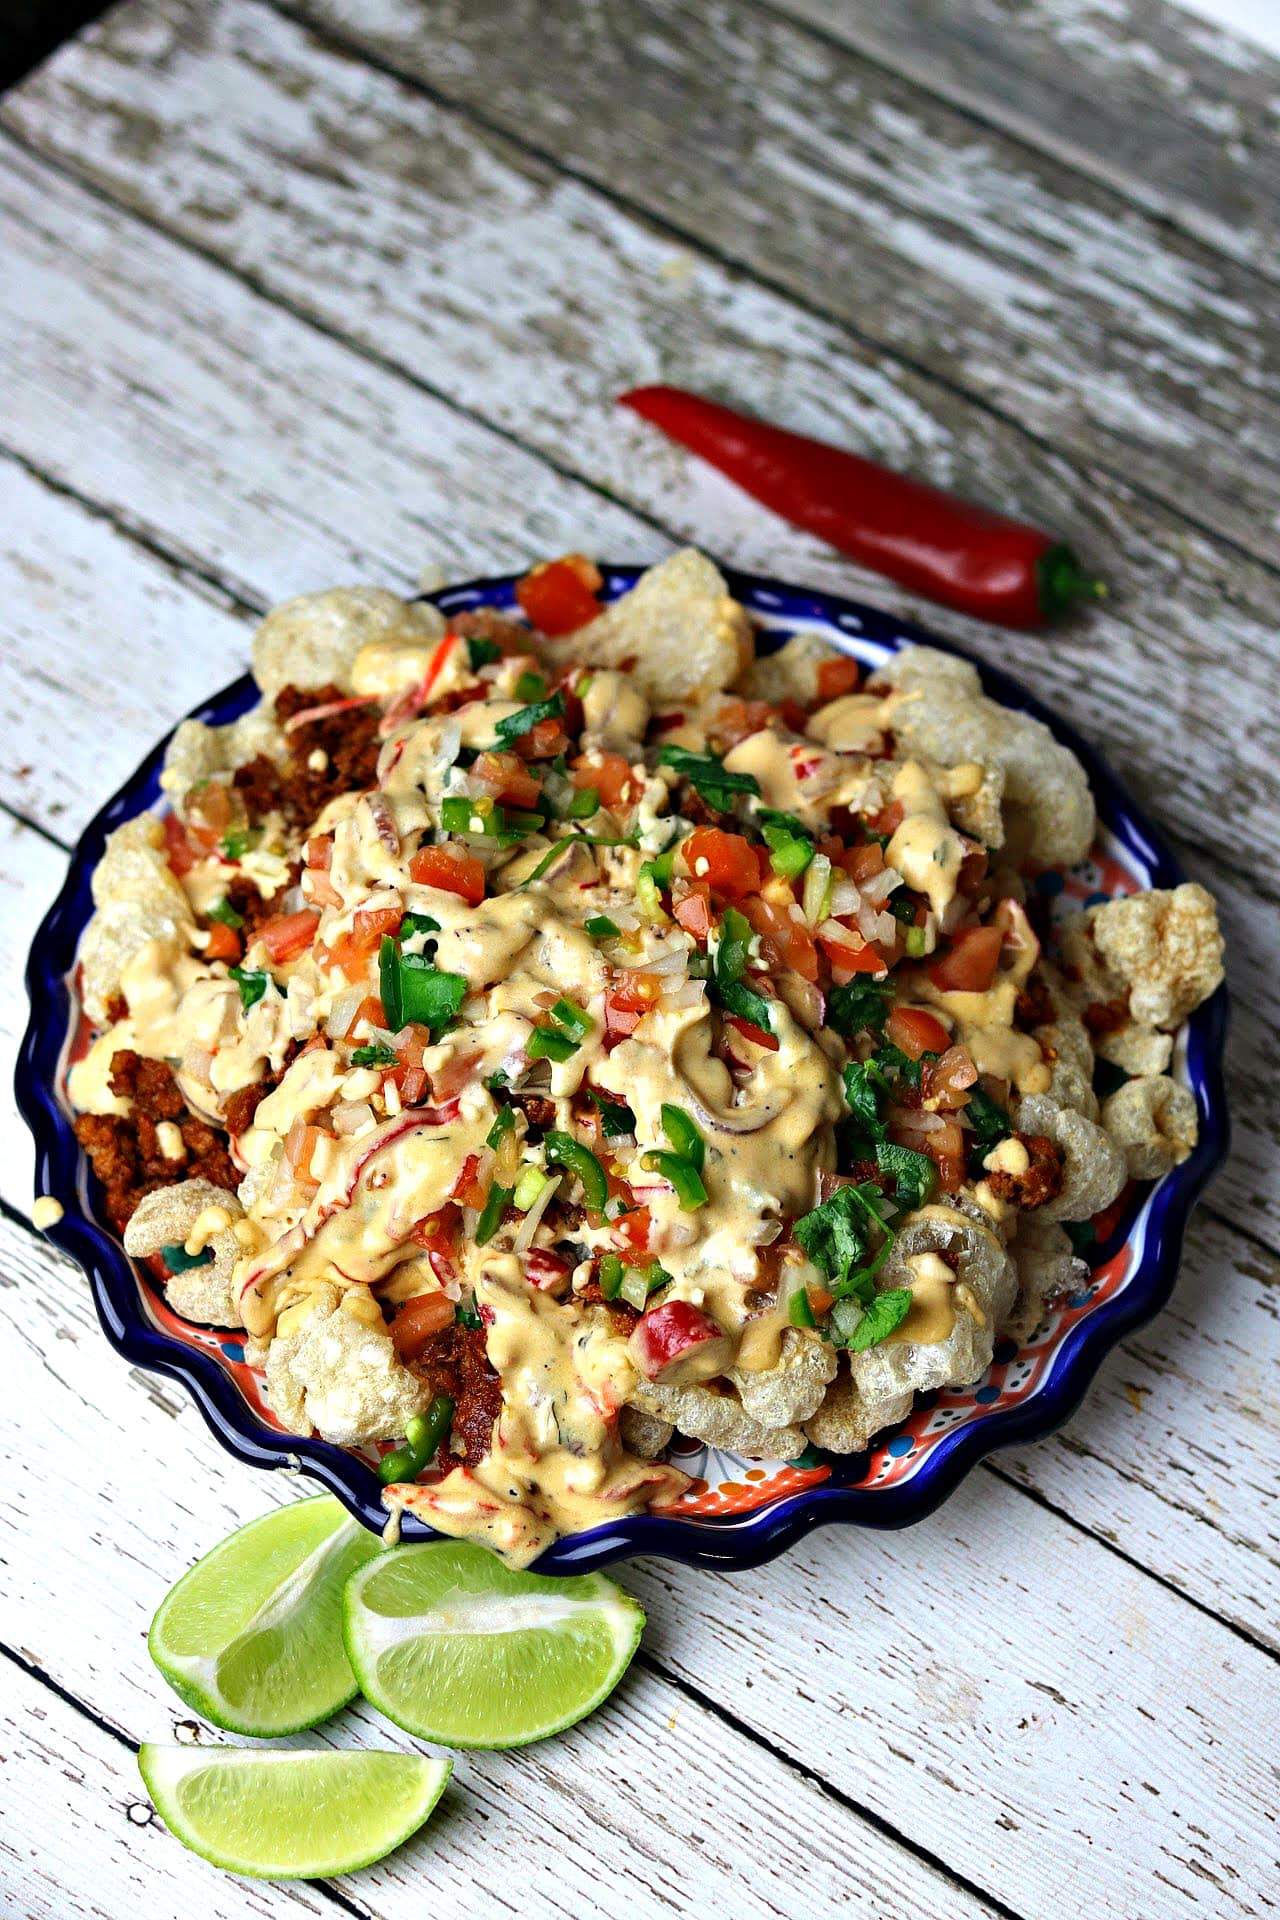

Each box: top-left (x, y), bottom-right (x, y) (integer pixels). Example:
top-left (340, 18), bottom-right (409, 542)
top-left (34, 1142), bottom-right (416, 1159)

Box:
top-left (16, 568), bottom-right (1229, 1570)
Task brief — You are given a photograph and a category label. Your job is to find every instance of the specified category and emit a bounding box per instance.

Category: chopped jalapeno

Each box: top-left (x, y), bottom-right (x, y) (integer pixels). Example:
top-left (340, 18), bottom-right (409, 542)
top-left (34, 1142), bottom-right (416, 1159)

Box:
top-left (597, 1253), bottom-right (625, 1300)
top-left (377, 1395), bottom-right (455, 1485)
top-left (527, 1026), bottom-right (579, 1063)
top-left (585, 914), bottom-right (621, 940)
top-left (640, 1150), bottom-right (708, 1211)
top-left (659, 1103), bottom-right (705, 1173)
top-left (474, 1182), bottom-right (513, 1246)
top-left (568, 786), bottom-right (601, 819)
top-left (207, 896), bottom-right (244, 930)
top-left (543, 1132), bottom-right (609, 1214)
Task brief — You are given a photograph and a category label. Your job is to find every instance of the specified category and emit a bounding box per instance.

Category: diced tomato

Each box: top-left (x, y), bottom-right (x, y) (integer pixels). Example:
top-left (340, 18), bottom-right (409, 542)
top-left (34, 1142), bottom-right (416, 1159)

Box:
top-left (389, 1026), bottom-right (430, 1101)
top-left (515, 555), bottom-right (602, 635)
top-left (283, 1118), bottom-right (325, 1184)
top-left (613, 1206), bottom-right (652, 1255)
top-left (449, 1152), bottom-right (487, 1209)
top-left (816, 655), bottom-right (863, 703)
top-left (305, 834), bottom-right (333, 870)
top-left (410, 844), bottom-right (486, 906)
top-left (604, 973), bottom-right (659, 1046)
top-left (871, 801), bottom-right (905, 837)
top-left (723, 1011), bottom-right (780, 1052)
top-left (410, 1204), bottom-right (462, 1256)
top-left (162, 810), bottom-right (197, 878)
top-left (572, 751), bottom-right (639, 812)
top-left (514, 717), bottom-right (570, 761)
top-left (526, 1248), bottom-right (572, 1288)
top-left (671, 880), bottom-right (713, 941)
top-left (353, 905), bottom-right (403, 944)
top-left (741, 893), bottom-right (818, 981)
top-left (713, 698), bottom-right (777, 747)
top-left (683, 828), bottom-right (761, 902)
top-left (472, 751), bottom-right (544, 810)
top-left (204, 920), bottom-right (242, 965)
top-left (928, 924), bottom-right (1003, 994)
top-left (886, 1005), bottom-right (952, 1060)
top-left (259, 910), bottom-right (321, 964)
top-left (834, 840), bottom-right (885, 884)
top-left (893, 1114), bottom-right (965, 1192)
top-left (185, 780), bottom-right (237, 854)
top-left (307, 870), bottom-right (343, 909)
top-left (390, 1290), bottom-right (455, 1361)
top-left (817, 926), bottom-right (887, 974)
top-left (346, 993), bottom-right (386, 1036)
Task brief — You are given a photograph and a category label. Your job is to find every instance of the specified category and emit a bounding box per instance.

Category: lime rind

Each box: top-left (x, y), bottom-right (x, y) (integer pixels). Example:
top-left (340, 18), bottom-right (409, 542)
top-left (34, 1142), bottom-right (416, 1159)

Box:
top-left (138, 1744), bottom-right (451, 1880)
top-left (148, 1496), bottom-right (380, 1737)
top-left (342, 1539), bottom-right (645, 1749)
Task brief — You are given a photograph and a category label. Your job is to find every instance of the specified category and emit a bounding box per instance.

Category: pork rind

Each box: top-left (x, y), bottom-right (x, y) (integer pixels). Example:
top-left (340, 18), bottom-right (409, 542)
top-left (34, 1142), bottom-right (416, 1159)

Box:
top-left (739, 630), bottom-right (831, 707)
top-left (1102, 1074), bottom-right (1198, 1181)
top-left (1002, 1220), bottom-right (1087, 1345)
top-left (251, 587), bottom-right (445, 701)
top-left (947, 761), bottom-right (1006, 851)
top-left (729, 1327), bottom-right (838, 1426)
top-left (628, 1377), bottom-right (805, 1460)
top-left (265, 1285), bottom-right (431, 1445)
top-left (874, 645), bottom-right (1095, 866)
top-left (79, 815), bottom-right (196, 1023)
top-left (161, 705), bottom-right (286, 807)
top-left (122, 1177), bottom-right (243, 1327)
top-left (847, 1203), bottom-right (1017, 1402)
top-left (802, 1363), bottom-right (913, 1454)
top-left (1083, 885), bottom-right (1224, 1030)
top-left (619, 1406), bottom-right (674, 1460)
top-left (1012, 1092), bottom-right (1126, 1224)
top-left (1032, 963), bottom-right (1100, 1119)
top-left (571, 550), bottom-right (753, 701)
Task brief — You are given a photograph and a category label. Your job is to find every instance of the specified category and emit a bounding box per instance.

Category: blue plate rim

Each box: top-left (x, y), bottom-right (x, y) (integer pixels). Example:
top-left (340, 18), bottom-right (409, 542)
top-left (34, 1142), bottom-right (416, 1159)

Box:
top-left (14, 565), bottom-right (1229, 1571)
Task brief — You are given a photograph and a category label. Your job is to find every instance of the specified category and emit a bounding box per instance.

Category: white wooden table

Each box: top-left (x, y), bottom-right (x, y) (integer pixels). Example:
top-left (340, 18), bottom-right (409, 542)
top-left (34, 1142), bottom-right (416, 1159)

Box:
top-left (2, 3), bottom-right (1278, 1913)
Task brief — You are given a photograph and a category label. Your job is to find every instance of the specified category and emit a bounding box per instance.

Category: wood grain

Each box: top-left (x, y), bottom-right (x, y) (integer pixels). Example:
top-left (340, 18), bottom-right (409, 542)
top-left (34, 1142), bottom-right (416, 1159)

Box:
top-left (3, 89), bottom-right (1280, 906)
top-left (270, 0), bottom-right (1280, 563)
top-left (3, 1212), bottom-right (1275, 1919)
top-left (775, 0), bottom-right (1280, 274)
top-left (0, 1228), bottom-right (1002, 1920)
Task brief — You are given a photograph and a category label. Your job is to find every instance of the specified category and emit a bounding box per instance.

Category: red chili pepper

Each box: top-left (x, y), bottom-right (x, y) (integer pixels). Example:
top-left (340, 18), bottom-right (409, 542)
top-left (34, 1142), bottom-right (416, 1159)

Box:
top-left (619, 386), bottom-right (1103, 630)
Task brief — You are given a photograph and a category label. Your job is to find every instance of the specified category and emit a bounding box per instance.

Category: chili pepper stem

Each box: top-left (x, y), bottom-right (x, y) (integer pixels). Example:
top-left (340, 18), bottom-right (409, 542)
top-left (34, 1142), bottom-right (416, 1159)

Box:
top-left (1036, 544), bottom-right (1108, 619)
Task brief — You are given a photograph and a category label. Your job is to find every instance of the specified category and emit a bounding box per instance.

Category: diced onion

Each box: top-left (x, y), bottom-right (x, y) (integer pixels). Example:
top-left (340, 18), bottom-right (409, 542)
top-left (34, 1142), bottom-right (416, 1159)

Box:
top-left (828, 879), bottom-right (862, 919)
top-left (862, 866), bottom-right (901, 905)
top-left (513, 1174), bottom-right (562, 1254)
top-left (802, 853), bottom-right (833, 927)
top-left (325, 988), bottom-right (362, 1040)
top-left (332, 1101), bottom-right (374, 1135)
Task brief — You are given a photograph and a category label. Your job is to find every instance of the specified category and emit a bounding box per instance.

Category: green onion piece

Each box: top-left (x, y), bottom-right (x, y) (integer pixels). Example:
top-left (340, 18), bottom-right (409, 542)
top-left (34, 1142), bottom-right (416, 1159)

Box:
top-left (635, 872), bottom-right (667, 923)
top-left (875, 1140), bottom-right (937, 1211)
top-left (587, 1090), bottom-right (636, 1137)
top-left (494, 690), bottom-right (565, 746)
top-left (660, 1103), bottom-right (704, 1173)
top-left (350, 1042), bottom-right (397, 1067)
top-left (161, 1242), bottom-right (213, 1274)
top-left (903, 925), bottom-right (928, 958)
top-left (585, 914), bottom-right (621, 940)
top-left (514, 669), bottom-right (549, 703)
top-left (220, 827), bottom-right (260, 862)
top-left (618, 1261), bottom-right (673, 1312)
top-left (802, 852), bottom-right (834, 926)
top-left (455, 1296), bottom-right (483, 1330)
top-left (543, 1132), bottom-right (609, 1214)
top-left (788, 1286), bottom-right (817, 1329)
top-left (513, 1165), bottom-right (551, 1211)
top-left (550, 997), bottom-right (593, 1040)
top-left (229, 966), bottom-right (268, 1012)
top-left (846, 1288), bottom-right (913, 1351)
top-left (486, 1106), bottom-right (516, 1149)
top-left (598, 1253), bottom-right (625, 1300)
top-left (516, 831), bottom-right (633, 890)
top-left (208, 896), bottom-right (244, 930)
top-left (377, 1394), bottom-right (455, 1485)
top-left (474, 1183), bottom-right (513, 1246)
top-left (569, 786), bottom-right (600, 819)
top-left (657, 744), bottom-right (761, 812)
top-left (640, 1150), bottom-right (708, 1211)
top-left (527, 1026), bottom-right (578, 1063)
top-left (467, 636), bottom-right (503, 670)
top-left (378, 936), bottom-right (403, 1032)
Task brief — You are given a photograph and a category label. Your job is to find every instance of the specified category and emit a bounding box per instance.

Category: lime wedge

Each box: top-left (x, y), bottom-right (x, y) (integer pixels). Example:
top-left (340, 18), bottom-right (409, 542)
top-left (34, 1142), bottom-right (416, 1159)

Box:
top-left (343, 1539), bottom-right (644, 1748)
top-left (138, 1743), bottom-right (450, 1880)
top-left (149, 1496), bottom-right (381, 1736)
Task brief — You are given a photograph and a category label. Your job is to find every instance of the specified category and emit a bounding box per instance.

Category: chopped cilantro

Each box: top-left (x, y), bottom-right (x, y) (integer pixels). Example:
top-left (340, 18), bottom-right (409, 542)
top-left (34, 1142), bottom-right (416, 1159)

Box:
top-left (846, 1287), bottom-right (913, 1351)
top-left (466, 636), bottom-right (502, 670)
top-left (494, 690), bottom-right (565, 746)
top-left (378, 935), bottom-right (466, 1037)
top-left (827, 978), bottom-right (890, 1040)
top-left (793, 1182), bottom-right (894, 1299)
top-left (588, 1090), bottom-right (636, 1137)
top-left (965, 1085), bottom-right (1011, 1146)
top-left (350, 1042), bottom-right (397, 1068)
top-left (657, 743), bottom-right (761, 813)
top-left (207, 896), bottom-right (244, 930)
top-left (875, 1140), bottom-right (937, 1211)
top-left (229, 966), bottom-right (268, 1011)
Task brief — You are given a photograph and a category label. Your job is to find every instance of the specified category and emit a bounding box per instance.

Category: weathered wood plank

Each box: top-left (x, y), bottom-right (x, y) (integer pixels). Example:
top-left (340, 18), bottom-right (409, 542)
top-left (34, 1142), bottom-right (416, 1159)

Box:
top-left (4, 1213), bottom-right (1275, 1919)
top-left (0, 811), bottom-right (65, 1213)
top-left (2, 1662), bottom-right (338, 1920)
top-left (261, 0), bottom-right (1280, 563)
top-left (3, 65), bottom-right (1280, 905)
top-left (775, 0), bottom-right (1280, 275)
top-left (0, 1226), bottom-right (1001, 1920)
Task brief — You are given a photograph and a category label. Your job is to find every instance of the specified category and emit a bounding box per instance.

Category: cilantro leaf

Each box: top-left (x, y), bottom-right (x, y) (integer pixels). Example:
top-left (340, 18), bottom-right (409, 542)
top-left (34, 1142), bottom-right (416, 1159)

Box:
top-left (494, 690), bottom-right (565, 745)
top-left (875, 1140), bottom-right (937, 1210)
top-left (657, 744), bottom-right (761, 813)
top-left (229, 965), bottom-right (268, 1011)
top-left (826, 978), bottom-right (890, 1039)
top-left (846, 1287), bottom-right (913, 1351)
top-left (964, 1085), bottom-right (1011, 1146)
top-left (588, 1090), bottom-right (636, 1137)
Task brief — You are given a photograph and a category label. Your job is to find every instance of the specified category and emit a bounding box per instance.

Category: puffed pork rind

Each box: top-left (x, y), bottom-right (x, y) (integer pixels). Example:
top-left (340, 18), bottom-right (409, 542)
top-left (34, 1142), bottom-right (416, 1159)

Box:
top-left (1032, 962), bottom-right (1101, 1119)
top-left (729, 1327), bottom-right (838, 1427)
top-left (847, 1203), bottom-right (1017, 1402)
top-left (1079, 884), bottom-right (1224, 1030)
top-left (79, 815), bottom-right (195, 1023)
top-left (874, 645), bottom-right (1095, 866)
top-left (619, 1406), bottom-right (675, 1460)
top-left (738, 629), bottom-right (831, 707)
top-left (628, 1377), bottom-right (806, 1460)
top-left (265, 1286), bottom-right (431, 1445)
top-left (251, 587), bottom-right (445, 701)
top-left (570, 549), bottom-right (753, 701)
top-left (802, 1363), bottom-right (913, 1454)
top-left (1102, 1074), bottom-right (1199, 1182)
top-left (121, 1177), bottom-right (243, 1327)
top-left (1002, 1219), bottom-right (1087, 1346)
top-left (161, 705), bottom-right (286, 809)
top-left (1013, 1092), bottom-right (1126, 1224)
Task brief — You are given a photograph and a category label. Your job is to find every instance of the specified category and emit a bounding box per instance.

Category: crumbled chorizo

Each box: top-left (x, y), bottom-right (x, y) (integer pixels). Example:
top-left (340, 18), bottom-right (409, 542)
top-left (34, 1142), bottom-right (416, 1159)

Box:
top-left (986, 1133), bottom-right (1065, 1211)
